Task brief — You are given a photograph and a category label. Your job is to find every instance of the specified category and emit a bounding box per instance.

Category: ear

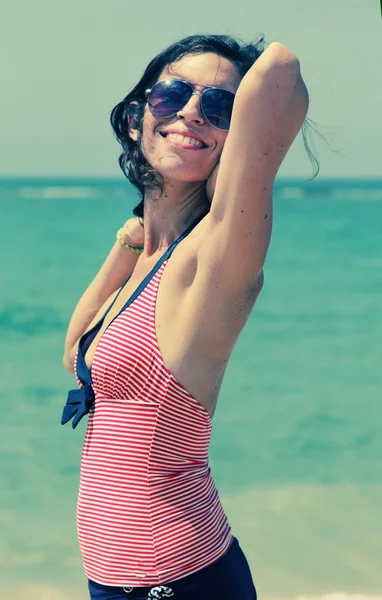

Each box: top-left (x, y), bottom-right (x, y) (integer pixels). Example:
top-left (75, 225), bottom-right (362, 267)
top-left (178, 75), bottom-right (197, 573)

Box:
top-left (127, 101), bottom-right (140, 142)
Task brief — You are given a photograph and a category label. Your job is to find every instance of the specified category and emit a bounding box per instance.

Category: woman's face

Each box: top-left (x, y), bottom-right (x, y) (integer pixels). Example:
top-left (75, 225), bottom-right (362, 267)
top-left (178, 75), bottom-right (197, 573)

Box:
top-left (135, 52), bottom-right (242, 184)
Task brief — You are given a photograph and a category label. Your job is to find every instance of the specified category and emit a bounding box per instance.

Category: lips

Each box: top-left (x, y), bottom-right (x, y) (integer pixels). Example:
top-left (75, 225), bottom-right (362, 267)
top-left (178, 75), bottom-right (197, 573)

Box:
top-left (159, 129), bottom-right (208, 148)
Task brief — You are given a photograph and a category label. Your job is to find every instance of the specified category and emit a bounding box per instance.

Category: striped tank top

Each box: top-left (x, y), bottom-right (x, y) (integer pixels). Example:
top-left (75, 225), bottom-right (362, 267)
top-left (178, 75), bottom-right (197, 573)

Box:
top-left (63, 218), bottom-right (232, 586)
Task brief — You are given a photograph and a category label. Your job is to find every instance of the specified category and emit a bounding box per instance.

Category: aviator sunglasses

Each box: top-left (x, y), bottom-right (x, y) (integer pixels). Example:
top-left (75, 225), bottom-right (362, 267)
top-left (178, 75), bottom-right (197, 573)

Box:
top-left (145, 79), bottom-right (236, 131)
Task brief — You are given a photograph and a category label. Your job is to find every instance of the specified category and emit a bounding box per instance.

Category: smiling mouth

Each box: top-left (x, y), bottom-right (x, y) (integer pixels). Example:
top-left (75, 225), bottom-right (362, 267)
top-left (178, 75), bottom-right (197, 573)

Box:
top-left (160, 132), bottom-right (207, 149)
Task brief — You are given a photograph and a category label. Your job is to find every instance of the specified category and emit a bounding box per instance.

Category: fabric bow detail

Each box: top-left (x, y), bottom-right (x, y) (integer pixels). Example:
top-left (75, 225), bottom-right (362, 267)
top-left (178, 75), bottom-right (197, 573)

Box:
top-left (61, 385), bottom-right (95, 429)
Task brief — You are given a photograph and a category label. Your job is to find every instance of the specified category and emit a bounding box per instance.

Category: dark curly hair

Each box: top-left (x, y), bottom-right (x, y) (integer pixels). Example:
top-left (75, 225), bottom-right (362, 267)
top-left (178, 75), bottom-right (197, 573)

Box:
top-left (110, 34), bottom-right (319, 218)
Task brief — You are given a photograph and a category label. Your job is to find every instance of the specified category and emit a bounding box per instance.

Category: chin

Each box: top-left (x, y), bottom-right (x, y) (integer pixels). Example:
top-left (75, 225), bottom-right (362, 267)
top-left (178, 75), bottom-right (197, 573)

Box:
top-left (155, 158), bottom-right (211, 184)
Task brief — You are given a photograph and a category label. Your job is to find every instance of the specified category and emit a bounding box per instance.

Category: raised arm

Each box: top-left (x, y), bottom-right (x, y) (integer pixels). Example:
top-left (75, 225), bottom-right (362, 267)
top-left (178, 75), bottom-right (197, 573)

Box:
top-left (202, 42), bottom-right (309, 295)
top-left (63, 218), bottom-right (143, 373)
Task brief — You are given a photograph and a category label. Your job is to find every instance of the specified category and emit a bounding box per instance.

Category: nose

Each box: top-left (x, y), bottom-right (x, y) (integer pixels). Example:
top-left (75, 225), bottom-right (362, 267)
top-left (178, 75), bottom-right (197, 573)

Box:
top-left (176, 91), bottom-right (205, 126)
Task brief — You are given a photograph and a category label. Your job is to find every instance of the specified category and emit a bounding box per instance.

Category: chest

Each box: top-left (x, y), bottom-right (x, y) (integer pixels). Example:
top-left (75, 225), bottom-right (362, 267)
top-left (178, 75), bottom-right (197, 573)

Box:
top-left (83, 254), bottom-right (179, 370)
top-left (82, 236), bottom-right (255, 417)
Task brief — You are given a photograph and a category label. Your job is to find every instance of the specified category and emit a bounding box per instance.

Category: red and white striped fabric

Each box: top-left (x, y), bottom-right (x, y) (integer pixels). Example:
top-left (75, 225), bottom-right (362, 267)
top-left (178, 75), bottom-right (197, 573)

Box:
top-left (74, 259), bottom-right (232, 586)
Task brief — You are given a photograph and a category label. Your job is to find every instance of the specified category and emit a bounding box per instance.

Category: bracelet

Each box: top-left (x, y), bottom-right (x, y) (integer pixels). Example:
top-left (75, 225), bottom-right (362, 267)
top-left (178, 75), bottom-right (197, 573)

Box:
top-left (116, 228), bottom-right (144, 253)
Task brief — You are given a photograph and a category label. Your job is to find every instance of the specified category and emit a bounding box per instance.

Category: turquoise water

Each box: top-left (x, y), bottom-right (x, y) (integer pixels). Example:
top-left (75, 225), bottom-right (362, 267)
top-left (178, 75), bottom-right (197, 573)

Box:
top-left (1, 178), bottom-right (381, 599)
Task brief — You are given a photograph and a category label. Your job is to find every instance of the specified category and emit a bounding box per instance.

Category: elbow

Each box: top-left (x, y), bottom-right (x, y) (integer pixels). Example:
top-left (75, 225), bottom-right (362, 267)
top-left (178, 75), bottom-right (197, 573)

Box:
top-left (268, 42), bottom-right (299, 65)
top-left (63, 352), bottom-right (75, 375)
top-left (259, 42), bottom-right (301, 75)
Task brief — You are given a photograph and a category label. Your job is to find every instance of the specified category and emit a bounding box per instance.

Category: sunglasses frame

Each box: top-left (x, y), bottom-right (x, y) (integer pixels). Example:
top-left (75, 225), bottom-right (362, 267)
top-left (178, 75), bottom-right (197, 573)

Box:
top-left (145, 79), bottom-right (235, 131)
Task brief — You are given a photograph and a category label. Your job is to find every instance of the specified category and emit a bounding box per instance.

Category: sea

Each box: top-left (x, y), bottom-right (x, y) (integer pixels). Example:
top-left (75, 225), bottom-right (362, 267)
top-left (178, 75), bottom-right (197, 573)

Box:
top-left (0, 177), bottom-right (381, 600)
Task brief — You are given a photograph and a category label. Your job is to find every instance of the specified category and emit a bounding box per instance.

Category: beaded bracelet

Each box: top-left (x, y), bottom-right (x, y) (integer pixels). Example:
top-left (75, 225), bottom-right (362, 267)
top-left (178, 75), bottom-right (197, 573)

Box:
top-left (116, 228), bottom-right (144, 253)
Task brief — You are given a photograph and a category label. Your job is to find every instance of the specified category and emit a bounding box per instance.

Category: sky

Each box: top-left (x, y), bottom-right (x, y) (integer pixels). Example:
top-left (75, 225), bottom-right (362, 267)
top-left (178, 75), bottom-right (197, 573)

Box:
top-left (1, 0), bottom-right (380, 179)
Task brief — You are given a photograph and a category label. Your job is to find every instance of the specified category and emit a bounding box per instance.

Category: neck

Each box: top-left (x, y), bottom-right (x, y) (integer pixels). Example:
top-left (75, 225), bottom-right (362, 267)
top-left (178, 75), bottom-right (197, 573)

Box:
top-left (141, 180), bottom-right (210, 257)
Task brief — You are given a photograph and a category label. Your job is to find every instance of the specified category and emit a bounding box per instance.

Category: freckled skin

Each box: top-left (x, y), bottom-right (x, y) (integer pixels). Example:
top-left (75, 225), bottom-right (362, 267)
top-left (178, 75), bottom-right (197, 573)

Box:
top-left (139, 53), bottom-right (242, 185)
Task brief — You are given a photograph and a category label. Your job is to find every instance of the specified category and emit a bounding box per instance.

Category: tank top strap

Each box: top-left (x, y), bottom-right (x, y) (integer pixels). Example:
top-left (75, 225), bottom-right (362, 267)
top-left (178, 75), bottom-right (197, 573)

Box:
top-left (111, 211), bottom-right (204, 321)
top-left (62, 211), bottom-right (206, 429)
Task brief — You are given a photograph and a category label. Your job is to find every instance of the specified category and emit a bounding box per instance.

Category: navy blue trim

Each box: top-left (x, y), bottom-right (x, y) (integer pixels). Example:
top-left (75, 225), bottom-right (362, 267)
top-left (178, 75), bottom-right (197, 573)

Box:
top-left (75, 274), bottom-right (132, 388)
top-left (61, 213), bottom-right (205, 429)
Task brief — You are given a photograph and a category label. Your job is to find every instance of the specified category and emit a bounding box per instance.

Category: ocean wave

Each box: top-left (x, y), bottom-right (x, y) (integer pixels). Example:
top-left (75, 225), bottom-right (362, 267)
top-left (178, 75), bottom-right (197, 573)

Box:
top-left (274, 182), bottom-right (382, 202)
top-left (330, 189), bottom-right (382, 201)
top-left (1, 180), bottom-right (381, 202)
top-left (276, 186), bottom-right (306, 200)
top-left (18, 186), bottom-right (100, 200)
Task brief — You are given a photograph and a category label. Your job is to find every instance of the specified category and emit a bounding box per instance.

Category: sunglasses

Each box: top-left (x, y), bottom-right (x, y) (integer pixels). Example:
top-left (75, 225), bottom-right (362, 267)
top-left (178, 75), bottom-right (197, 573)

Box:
top-left (145, 79), bottom-right (235, 131)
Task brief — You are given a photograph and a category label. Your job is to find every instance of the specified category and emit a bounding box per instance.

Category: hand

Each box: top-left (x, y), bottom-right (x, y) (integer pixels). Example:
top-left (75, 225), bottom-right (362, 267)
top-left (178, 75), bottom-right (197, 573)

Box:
top-left (206, 161), bottom-right (220, 204)
top-left (121, 217), bottom-right (144, 247)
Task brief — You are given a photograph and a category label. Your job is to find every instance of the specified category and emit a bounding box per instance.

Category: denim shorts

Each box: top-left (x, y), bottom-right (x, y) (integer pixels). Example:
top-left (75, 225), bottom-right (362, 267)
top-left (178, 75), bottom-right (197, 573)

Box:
top-left (88, 537), bottom-right (257, 600)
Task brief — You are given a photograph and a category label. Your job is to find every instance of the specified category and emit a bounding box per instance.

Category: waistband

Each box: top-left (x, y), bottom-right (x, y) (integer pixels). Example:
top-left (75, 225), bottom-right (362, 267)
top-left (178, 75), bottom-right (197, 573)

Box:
top-left (88, 537), bottom-right (239, 597)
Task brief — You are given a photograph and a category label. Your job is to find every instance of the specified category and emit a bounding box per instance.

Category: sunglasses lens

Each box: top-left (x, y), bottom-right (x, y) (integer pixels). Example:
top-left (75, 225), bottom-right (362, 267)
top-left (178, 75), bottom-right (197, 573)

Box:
top-left (202, 88), bottom-right (234, 130)
top-left (148, 80), bottom-right (192, 118)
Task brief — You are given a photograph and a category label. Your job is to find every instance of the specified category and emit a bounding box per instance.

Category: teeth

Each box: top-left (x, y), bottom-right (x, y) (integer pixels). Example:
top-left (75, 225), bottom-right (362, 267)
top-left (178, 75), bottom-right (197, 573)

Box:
top-left (166, 133), bottom-right (204, 148)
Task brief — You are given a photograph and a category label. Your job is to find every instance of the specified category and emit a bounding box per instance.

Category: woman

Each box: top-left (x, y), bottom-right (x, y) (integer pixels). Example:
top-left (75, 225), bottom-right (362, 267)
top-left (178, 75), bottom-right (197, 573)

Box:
top-left (62, 34), bottom-right (310, 600)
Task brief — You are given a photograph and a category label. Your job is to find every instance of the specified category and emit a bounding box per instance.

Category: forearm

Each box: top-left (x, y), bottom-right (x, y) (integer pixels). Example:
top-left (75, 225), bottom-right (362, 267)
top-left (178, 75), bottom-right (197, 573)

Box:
top-left (63, 238), bottom-right (139, 362)
top-left (206, 43), bottom-right (302, 203)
